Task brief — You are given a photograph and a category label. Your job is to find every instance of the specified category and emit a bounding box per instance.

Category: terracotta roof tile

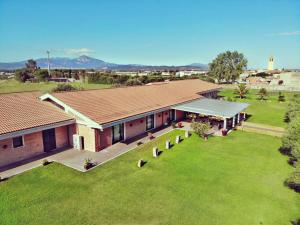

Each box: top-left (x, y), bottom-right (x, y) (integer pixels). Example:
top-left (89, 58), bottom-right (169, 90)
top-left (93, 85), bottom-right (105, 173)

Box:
top-left (0, 92), bottom-right (74, 135)
top-left (52, 79), bottom-right (220, 125)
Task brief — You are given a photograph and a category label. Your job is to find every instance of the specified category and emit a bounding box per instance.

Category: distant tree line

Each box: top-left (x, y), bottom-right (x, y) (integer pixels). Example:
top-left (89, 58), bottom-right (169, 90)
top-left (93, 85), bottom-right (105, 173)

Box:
top-left (15, 50), bottom-right (248, 85)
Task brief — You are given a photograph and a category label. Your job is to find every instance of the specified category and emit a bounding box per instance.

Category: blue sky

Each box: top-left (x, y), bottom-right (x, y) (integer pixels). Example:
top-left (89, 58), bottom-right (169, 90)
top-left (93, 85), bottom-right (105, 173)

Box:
top-left (0, 0), bottom-right (299, 69)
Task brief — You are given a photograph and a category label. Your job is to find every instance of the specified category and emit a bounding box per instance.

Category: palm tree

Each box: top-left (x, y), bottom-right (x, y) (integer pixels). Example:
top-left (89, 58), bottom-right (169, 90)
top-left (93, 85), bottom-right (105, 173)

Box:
top-left (258, 88), bottom-right (268, 100)
top-left (234, 84), bottom-right (249, 99)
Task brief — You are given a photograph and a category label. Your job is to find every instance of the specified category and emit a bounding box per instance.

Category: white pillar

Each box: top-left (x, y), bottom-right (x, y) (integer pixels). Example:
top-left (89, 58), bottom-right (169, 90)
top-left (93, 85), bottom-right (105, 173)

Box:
top-left (232, 115), bottom-right (236, 127)
top-left (237, 113), bottom-right (240, 124)
top-left (223, 118), bottom-right (227, 129)
top-left (123, 122), bottom-right (127, 140)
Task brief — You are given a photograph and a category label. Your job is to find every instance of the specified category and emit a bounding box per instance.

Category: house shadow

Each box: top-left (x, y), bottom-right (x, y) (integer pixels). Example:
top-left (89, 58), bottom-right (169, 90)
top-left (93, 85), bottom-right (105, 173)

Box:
top-left (157, 150), bottom-right (163, 156)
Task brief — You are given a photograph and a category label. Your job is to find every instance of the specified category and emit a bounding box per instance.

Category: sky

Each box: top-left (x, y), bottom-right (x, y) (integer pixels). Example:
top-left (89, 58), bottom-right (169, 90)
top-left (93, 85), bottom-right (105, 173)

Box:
top-left (0, 0), bottom-right (299, 69)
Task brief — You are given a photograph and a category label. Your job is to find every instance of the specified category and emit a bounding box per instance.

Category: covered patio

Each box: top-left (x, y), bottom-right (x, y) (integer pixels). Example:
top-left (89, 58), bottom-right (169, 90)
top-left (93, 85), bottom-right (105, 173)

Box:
top-left (172, 98), bottom-right (249, 131)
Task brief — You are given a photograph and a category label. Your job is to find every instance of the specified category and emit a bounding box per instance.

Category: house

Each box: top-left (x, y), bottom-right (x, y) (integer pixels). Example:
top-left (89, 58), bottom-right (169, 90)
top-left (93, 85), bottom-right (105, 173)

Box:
top-left (0, 79), bottom-right (248, 168)
top-left (0, 92), bottom-right (75, 167)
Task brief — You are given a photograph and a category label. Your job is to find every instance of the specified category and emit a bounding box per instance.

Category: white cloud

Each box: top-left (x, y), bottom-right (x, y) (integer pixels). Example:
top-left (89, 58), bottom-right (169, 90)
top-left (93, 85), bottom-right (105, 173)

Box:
top-left (51, 48), bottom-right (95, 56)
top-left (269, 30), bottom-right (300, 36)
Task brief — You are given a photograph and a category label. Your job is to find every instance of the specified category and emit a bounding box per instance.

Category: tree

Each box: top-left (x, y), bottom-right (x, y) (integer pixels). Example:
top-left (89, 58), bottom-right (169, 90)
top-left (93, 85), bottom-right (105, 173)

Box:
top-left (191, 122), bottom-right (210, 139)
top-left (25, 59), bottom-right (37, 71)
top-left (208, 51), bottom-right (247, 83)
top-left (15, 69), bottom-right (30, 82)
top-left (234, 84), bottom-right (249, 99)
top-left (33, 70), bottom-right (49, 82)
top-left (257, 88), bottom-right (268, 100)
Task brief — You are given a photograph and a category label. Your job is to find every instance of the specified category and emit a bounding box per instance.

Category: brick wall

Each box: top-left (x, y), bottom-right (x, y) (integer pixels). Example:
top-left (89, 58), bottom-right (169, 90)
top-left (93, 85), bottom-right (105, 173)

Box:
top-left (55, 126), bottom-right (69, 148)
top-left (0, 125), bottom-right (71, 168)
top-left (98, 127), bottom-right (112, 150)
top-left (176, 110), bottom-right (185, 121)
top-left (125, 118), bottom-right (146, 140)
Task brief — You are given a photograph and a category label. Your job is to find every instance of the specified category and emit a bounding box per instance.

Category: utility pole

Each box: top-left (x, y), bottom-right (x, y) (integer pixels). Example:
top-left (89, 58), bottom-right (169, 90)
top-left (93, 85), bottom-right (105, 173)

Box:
top-left (46, 50), bottom-right (51, 76)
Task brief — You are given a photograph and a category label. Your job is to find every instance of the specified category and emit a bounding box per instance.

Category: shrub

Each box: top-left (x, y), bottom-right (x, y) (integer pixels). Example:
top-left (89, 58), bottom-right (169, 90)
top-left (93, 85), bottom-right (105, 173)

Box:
top-left (234, 84), bottom-right (248, 99)
top-left (171, 122), bottom-right (176, 129)
top-left (34, 70), bottom-right (50, 82)
top-left (282, 116), bottom-right (300, 161)
top-left (226, 96), bottom-right (233, 102)
top-left (291, 219), bottom-right (300, 225)
top-left (278, 91), bottom-right (285, 102)
top-left (257, 88), bottom-right (268, 100)
top-left (125, 78), bottom-right (142, 86)
top-left (15, 69), bottom-right (31, 82)
top-left (41, 159), bottom-right (50, 166)
top-left (285, 94), bottom-right (300, 123)
top-left (284, 168), bottom-right (300, 192)
top-left (191, 122), bottom-right (210, 138)
top-left (52, 83), bottom-right (78, 92)
top-left (136, 141), bottom-right (143, 146)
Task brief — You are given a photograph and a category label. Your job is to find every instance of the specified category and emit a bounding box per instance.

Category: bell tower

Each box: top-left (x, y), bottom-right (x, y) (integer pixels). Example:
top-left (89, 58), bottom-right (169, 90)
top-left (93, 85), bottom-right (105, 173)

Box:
top-left (268, 56), bottom-right (274, 71)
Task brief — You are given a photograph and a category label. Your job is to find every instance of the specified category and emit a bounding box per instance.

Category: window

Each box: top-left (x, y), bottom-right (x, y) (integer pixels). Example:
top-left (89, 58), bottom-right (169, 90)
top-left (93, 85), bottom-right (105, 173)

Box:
top-left (146, 115), bottom-right (154, 130)
top-left (13, 136), bottom-right (23, 148)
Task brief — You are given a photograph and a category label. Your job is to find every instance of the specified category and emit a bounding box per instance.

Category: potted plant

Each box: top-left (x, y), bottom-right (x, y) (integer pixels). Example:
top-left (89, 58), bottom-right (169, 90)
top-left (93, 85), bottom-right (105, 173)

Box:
top-left (222, 129), bottom-right (228, 136)
top-left (84, 158), bottom-right (93, 170)
top-left (171, 122), bottom-right (176, 129)
top-left (148, 132), bottom-right (154, 140)
top-left (41, 159), bottom-right (50, 166)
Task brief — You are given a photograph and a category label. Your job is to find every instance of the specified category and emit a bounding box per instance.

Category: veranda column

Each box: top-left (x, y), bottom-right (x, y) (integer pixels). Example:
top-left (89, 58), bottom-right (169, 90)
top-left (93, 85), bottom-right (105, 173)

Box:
top-left (223, 118), bottom-right (227, 129)
top-left (237, 113), bottom-right (240, 124)
top-left (232, 115), bottom-right (236, 127)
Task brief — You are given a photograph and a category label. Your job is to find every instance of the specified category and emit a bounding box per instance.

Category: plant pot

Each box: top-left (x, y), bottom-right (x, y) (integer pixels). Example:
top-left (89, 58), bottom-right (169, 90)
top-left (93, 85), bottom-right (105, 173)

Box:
top-left (222, 129), bottom-right (227, 136)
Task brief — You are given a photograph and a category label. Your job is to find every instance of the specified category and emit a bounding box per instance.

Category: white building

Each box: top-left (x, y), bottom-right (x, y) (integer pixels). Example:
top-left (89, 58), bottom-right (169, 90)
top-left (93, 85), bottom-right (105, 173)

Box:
top-left (175, 70), bottom-right (206, 77)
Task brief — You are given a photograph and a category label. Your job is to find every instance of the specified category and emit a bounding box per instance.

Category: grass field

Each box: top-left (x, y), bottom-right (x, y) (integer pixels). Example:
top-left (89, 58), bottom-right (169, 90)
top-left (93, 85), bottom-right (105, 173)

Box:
top-left (0, 130), bottom-right (299, 225)
top-left (0, 79), bottom-right (111, 94)
top-left (219, 89), bottom-right (297, 127)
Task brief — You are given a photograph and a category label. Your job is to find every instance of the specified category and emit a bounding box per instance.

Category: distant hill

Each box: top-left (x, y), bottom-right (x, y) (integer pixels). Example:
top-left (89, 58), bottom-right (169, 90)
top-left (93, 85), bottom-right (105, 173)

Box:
top-left (0, 55), bottom-right (208, 71)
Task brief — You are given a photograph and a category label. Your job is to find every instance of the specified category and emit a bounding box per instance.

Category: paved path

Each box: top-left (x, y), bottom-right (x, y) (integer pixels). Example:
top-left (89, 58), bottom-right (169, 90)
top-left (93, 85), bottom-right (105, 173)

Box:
top-left (238, 122), bottom-right (285, 137)
top-left (0, 126), bottom-right (175, 178)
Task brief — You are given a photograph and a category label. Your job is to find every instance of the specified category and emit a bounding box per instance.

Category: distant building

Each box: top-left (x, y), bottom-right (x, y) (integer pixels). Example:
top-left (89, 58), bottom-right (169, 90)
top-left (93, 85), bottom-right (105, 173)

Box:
top-left (268, 56), bottom-right (274, 71)
top-left (175, 70), bottom-right (206, 77)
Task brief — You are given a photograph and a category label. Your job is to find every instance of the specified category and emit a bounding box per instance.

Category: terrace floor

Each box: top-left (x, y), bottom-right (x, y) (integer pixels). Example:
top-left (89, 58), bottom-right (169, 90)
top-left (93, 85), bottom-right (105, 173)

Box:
top-left (0, 125), bottom-right (178, 178)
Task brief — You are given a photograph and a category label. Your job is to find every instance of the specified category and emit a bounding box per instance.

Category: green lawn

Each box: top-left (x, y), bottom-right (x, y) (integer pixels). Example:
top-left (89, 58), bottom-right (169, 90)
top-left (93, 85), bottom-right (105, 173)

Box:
top-left (0, 79), bottom-right (111, 94)
top-left (219, 89), bottom-right (297, 127)
top-left (0, 130), bottom-right (299, 225)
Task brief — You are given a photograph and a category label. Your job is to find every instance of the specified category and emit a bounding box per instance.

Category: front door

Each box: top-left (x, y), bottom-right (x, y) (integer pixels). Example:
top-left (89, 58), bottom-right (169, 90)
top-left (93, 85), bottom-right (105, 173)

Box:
top-left (42, 128), bottom-right (56, 152)
top-left (112, 124), bottom-right (124, 144)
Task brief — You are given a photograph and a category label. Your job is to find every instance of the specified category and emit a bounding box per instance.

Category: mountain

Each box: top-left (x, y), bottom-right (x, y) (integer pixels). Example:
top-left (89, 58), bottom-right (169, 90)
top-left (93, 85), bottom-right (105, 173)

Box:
top-left (0, 55), bottom-right (208, 71)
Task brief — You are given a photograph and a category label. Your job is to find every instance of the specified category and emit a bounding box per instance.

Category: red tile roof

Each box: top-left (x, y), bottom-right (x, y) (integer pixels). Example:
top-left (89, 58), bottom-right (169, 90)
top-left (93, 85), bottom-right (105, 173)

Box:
top-left (0, 92), bottom-right (74, 135)
top-left (52, 79), bottom-right (220, 125)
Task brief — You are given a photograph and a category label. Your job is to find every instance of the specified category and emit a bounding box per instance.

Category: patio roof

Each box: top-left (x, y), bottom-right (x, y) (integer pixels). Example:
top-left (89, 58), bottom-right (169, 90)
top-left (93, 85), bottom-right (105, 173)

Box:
top-left (172, 98), bottom-right (249, 118)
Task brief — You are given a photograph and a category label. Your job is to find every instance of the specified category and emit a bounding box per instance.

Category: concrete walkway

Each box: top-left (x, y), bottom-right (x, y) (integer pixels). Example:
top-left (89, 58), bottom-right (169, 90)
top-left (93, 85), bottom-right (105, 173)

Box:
top-left (0, 126), bottom-right (175, 179)
top-left (238, 121), bottom-right (285, 137)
